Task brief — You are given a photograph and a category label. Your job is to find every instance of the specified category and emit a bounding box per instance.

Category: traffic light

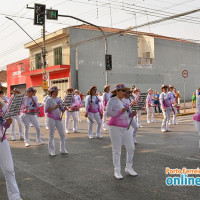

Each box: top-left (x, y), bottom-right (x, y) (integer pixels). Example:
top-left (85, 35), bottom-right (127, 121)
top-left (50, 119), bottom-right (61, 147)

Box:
top-left (34, 3), bottom-right (46, 25)
top-left (46, 9), bottom-right (58, 20)
top-left (105, 54), bottom-right (112, 70)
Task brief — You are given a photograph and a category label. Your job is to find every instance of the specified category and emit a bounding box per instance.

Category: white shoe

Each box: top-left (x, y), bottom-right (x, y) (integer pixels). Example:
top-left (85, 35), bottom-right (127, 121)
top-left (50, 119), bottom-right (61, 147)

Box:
top-left (60, 150), bottom-right (68, 154)
top-left (97, 135), bottom-right (103, 139)
top-left (25, 143), bottom-right (30, 147)
top-left (11, 137), bottom-right (16, 141)
top-left (134, 139), bottom-right (138, 144)
top-left (89, 136), bottom-right (94, 139)
top-left (36, 139), bottom-right (44, 145)
top-left (161, 129), bottom-right (166, 132)
top-left (139, 126), bottom-right (143, 128)
top-left (103, 128), bottom-right (108, 131)
top-left (50, 152), bottom-right (56, 156)
top-left (125, 167), bottom-right (137, 176)
top-left (30, 124), bottom-right (34, 127)
top-left (66, 131), bottom-right (70, 134)
top-left (114, 171), bottom-right (123, 179)
top-left (78, 119), bottom-right (81, 122)
top-left (147, 121), bottom-right (150, 123)
top-left (151, 120), bottom-right (156, 123)
top-left (45, 127), bottom-right (49, 130)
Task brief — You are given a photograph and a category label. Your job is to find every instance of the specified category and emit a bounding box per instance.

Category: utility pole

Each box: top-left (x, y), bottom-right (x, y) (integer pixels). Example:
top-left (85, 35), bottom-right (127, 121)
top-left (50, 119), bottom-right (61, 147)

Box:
top-left (27, 4), bottom-right (48, 95)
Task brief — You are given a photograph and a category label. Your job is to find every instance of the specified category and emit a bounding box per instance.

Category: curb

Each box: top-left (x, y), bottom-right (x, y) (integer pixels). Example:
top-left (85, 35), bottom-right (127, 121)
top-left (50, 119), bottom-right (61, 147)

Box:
top-left (177, 112), bottom-right (195, 116)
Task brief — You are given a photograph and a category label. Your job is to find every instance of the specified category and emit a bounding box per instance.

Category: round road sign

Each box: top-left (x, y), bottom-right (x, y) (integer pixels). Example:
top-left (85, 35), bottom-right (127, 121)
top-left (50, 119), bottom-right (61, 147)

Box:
top-left (43, 74), bottom-right (48, 81)
top-left (182, 70), bottom-right (188, 78)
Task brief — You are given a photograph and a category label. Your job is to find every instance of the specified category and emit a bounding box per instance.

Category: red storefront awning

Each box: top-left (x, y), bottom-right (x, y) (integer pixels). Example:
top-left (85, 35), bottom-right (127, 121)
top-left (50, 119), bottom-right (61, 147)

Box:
top-left (21, 65), bottom-right (70, 76)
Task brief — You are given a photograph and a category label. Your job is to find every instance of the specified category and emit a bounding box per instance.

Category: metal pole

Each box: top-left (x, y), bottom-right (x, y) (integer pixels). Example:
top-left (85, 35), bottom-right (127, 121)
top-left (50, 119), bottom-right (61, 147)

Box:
top-left (75, 47), bottom-right (79, 90)
top-left (184, 78), bottom-right (186, 113)
top-left (42, 25), bottom-right (47, 95)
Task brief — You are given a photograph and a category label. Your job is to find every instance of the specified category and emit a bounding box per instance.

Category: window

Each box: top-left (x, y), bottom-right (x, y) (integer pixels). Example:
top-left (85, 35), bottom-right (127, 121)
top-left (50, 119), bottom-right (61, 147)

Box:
top-left (35, 53), bottom-right (42, 69)
top-left (138, 35), bottom-right (154, 65)
top-left (54, 46), bottom-right (62, 65)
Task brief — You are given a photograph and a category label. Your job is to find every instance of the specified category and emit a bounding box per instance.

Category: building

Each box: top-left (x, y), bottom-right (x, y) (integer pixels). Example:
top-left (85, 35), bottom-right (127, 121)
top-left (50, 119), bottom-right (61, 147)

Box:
top-left (7, 25), bottom-right (200, 101)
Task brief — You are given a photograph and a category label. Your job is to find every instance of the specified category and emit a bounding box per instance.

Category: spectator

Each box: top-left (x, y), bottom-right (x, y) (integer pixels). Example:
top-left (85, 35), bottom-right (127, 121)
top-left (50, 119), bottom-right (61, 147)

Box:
top-left (192, 92), bottom-right (196, 109)
top-left (152, 90), bottom-right (161, 114)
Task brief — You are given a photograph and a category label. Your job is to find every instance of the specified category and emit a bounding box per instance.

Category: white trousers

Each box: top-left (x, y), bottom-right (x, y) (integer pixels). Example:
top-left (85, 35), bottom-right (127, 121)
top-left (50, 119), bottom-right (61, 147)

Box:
top-left (45, 113), bottom-right (48, 129)
top-left (146, 106), bottom-right (155, 122)
top-left (88, 112), bottom-right (102, 137)
top-left (172, 107), bottom-right (178, 124)
top-left (109, 126), bottom-right (135, 172)
top-left (0, 140), bottom-right (21, 200)
top-left (21, 114), bottom-right (42, 144)
top-left (130, 117), bottom-right (138, 141)
top-left (11, 116), bottom-right (23, 139)
top-left (102, 110), bottom-right (107, 130)
top-left (136, 110), bottom-right (142, 127)
top-left (161, 107), bottom-right (172, 131)
top-left (47, 117), bottom-right (66, 154)
top-left (65, 111), bottom-right (77, 132)
top-left (76, 111), bottom-right (81, 121)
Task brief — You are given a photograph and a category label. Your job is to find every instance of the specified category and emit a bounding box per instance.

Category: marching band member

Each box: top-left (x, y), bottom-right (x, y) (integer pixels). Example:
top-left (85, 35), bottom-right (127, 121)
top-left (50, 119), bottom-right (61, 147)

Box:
top-left (43, 90), bottom-right (50, 129)
top-left (74, 89), bottom-right (82, 122)
top-left (106, 84), bottom-right (137, 179)
top-left (45, 86), bottom-right (68, 156)
top-left (123, 90), bottom-right (138, 144)
top-left (168, 85), bottom-right (178, 125)
top-left (134, 88), bottom-right (143, 128)
top-left (159, 85), bottom-right (172, 132)
top-left (0, 101), bottom-right (23, 200)
top-left (102, 85), bottom-right (112, 131)
top-left (21, 87), bottom-right (43, 147)
top-left (0, 90), bottom-right (9, 111)
top-left (146, 88), bottom-right (156, 123)
top-left (10, 89), bottom-right (24, 141)
top-left (193, 87), bottom-right (200, 149)
top-left (85, 86), bottom-right (102, 139)
top-left (65, 88), bottom-right (79, 134)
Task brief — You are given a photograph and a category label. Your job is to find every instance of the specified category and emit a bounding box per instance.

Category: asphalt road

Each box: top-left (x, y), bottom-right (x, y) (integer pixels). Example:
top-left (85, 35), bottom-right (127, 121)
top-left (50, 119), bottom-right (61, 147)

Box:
top-left (1, 114), bottom-right (200, 200)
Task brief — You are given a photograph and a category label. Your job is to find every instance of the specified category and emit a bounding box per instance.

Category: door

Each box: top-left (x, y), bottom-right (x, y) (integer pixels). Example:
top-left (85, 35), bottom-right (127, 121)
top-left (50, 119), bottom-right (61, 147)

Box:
top-left (51, 78), bottom-right (69, 99)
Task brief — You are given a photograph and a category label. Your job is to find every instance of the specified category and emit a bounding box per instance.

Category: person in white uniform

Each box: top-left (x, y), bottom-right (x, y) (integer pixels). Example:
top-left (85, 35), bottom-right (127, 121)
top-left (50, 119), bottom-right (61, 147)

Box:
top-left (168, 85), bottom-right (178, 125)
top-left (0, 90), bottom-right (9, 111)
top-left (146, 88), bottom-right (156, 123)
top-left (102, 85), bottom-right (112, 131)
top-left (159, 85), bottom-right (172, 132)
top-left (106, 84), bottom-right (137, 179)
top-left (0, 101), bottom-right (23, 200)
top-left (10, 89), bottom-right (24, 141)
top-left (43, 90), bottom-right (50, 129)
top-left (123, 90), bottom-right (138, 144)
top-left (45, 86), bottom-right (68, 156)
top-left (20, 87), bottom-right (44, 147)
top-left (65, 88), bottom-right (79, 134)
top-left (193, 87), bottom-right (200, 149)
top-left (74, 89), bottom-right (82, 122)
top-left (134, 88), bottom-right (143, 128)
top-left (85, 86), bottom-right (102, 139)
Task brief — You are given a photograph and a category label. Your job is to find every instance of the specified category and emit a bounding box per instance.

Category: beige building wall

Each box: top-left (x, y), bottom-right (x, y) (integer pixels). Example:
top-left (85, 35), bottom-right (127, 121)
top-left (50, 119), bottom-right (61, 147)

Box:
top-left (138, 35), bottom-right (154, 58)
top-left (25, 28), bottom-right (70, 70)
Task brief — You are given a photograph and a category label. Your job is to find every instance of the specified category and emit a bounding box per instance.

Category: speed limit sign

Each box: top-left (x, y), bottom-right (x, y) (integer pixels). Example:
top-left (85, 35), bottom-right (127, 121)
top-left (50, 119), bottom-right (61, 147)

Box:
top-left (182, 70), bottom-right (188, 78)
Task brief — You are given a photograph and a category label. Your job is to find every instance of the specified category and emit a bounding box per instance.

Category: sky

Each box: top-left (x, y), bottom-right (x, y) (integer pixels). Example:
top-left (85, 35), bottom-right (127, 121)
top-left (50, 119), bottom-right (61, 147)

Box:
top-left (1, 0), bottom-right (200, 70)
